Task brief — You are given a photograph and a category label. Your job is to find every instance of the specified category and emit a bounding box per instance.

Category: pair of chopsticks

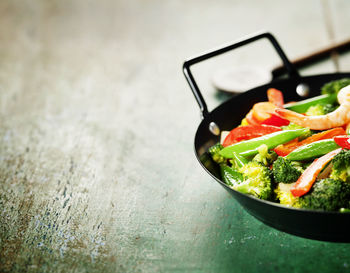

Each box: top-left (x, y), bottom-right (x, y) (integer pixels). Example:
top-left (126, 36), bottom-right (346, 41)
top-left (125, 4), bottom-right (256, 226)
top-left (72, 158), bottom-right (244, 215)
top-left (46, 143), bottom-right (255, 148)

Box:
top-left (272, 39), bottom-right (350, 78)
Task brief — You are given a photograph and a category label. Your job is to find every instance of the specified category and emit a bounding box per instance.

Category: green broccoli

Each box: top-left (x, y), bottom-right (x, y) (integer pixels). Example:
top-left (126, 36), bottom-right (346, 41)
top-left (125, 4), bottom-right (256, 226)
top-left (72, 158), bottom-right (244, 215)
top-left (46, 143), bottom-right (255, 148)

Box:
top-left (208, 143), bottom-right (226, 164)
top-left (305, 103), bottom-right (337, 116)
top-left (275, 182), bottom-right (299, 207)
top-left (234, 161), bottom-right (273, 200)
top-left (330, 149), bottom-right (350, 183)
top-left (290, 160), bottom-right (308, 172)
top-left (281, 122), bottom-right (305, 131)
top-left (297, 178), bottom-right (350, 211)
top-left (272, 156), bottom-right (302, 183)
top-left (253, 144), bottom-right (277, 167)
top-left (276, 179), bottom-right (350, 211)
top-left (321, 78), bottom-right (350, 95)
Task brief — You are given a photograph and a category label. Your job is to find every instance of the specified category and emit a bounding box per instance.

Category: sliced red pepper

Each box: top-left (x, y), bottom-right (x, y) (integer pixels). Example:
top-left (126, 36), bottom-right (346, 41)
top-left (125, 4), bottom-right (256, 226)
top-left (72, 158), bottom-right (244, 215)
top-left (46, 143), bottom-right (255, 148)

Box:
top-left (222, 125), bottom-right (281, 147)
top-left (273, 139), bottom-right (299, 156)
top-left (261, 114), bottom-right (290, 127)
top-left (274, 127), bottom-right (346, 156)
top-left (267, 88), bottom-right (284, 108)
top-left (334, 135), bottom-right (350, 149)
top-left (290, 148), bottom-right (342, 197)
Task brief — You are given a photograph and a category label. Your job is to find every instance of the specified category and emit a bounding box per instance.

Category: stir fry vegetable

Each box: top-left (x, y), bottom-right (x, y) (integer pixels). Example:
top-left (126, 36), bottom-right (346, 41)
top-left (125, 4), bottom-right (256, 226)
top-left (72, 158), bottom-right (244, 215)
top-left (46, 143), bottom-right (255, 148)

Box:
top-left (208, 78), bottom-right (350, 212)
top-left (272, 157), bottom-right (302, 183)
top-left (284, 94), bottom-right (337, 113)
top-left (329, 149), bottom-right (350, 183)
top-left (285, 139), bottom-right (340, 161)
top-left (290, 148), bottom-right (342, 197)
top-left (220, 128), bottom-right (308, 158)
top-left (334, 135), bottom-right (350, 149)
top-left (261, 114), bottom-right (290, 127)
top-left (222, 125), bottom-right (281, 147)
top-left (274, 127), bottom-right (345, 156)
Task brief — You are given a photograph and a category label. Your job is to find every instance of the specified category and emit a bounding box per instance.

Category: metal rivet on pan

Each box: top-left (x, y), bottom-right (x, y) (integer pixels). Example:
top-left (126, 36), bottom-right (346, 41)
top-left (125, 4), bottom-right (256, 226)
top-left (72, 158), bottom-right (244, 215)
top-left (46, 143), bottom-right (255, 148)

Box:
top-left (296, 83), bottom-right (310, 97)
top-left (209, 122), bottom-right (220, 136)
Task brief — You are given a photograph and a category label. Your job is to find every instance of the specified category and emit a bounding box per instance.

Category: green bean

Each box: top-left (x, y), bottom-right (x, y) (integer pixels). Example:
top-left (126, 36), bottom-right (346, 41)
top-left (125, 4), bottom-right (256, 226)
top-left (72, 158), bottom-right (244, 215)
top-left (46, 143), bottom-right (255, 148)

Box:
top-left (284, 94), bottom-right (337, 113)
top-left (219, 129), bottom-right (308, 158)
top-left (231, 152), bottom-right (249, 168)
top-left (286, 139), bottom-right (340, 161)
top-left (220, 164), bottom-right (243, 187)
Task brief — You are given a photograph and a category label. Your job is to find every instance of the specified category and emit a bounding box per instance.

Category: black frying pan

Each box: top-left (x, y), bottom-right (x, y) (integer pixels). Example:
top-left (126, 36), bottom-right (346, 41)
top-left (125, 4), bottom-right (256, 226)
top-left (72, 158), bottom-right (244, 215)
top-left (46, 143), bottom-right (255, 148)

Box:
top-left (183, 32), bottom-right (350, 242)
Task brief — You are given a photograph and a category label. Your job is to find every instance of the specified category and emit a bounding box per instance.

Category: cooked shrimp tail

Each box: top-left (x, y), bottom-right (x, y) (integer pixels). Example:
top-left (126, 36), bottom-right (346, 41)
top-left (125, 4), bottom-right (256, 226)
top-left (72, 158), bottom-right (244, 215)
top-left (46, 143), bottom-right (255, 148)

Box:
top-left (275, 85), bottom-right (350, 130)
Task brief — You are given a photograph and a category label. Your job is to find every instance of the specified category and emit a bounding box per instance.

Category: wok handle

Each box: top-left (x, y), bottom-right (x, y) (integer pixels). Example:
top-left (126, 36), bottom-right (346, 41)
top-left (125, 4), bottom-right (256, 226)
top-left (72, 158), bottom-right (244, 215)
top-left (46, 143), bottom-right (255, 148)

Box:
top-left (183, 32), bottom-right (300, 119)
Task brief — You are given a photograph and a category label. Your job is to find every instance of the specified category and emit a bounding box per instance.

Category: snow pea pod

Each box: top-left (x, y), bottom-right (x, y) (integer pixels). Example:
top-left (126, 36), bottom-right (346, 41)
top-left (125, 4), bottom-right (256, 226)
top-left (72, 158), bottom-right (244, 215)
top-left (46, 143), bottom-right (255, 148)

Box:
top-left (286, 139), bottom-right (340, 161)
top-left (284, 94), bottom-right (337, 113)
top-left (219, 128), bottom-right (308, 158)
top-left (220, 164), bottom-right (243, 187)
top-left (231, 152), bottom-right (249, 168)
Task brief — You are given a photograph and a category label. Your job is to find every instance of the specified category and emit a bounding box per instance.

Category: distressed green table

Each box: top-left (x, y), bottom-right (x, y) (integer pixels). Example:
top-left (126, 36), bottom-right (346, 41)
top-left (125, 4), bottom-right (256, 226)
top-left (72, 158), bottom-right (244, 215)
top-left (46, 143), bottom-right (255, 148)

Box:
top-left (2, 0), bottom-right (350, 272)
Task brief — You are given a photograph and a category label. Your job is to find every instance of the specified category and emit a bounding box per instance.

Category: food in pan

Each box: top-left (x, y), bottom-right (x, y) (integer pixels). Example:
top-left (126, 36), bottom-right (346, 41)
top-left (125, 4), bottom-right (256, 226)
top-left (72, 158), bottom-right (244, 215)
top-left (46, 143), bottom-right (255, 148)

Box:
top-left (208, 78), bottom-right (350, 212)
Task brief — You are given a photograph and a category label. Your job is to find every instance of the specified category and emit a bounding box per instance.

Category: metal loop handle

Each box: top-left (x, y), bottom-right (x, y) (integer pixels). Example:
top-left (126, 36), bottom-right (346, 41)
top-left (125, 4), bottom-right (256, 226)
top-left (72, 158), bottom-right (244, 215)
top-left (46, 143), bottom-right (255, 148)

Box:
top-left (183, 32), bottom-right (300, 119)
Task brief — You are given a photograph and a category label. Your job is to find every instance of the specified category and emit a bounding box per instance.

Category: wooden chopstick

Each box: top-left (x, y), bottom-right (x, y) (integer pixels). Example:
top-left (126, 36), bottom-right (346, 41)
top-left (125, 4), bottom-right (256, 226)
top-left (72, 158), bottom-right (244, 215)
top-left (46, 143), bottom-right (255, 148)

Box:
top-left (271, 39), bottom-right (350, 78)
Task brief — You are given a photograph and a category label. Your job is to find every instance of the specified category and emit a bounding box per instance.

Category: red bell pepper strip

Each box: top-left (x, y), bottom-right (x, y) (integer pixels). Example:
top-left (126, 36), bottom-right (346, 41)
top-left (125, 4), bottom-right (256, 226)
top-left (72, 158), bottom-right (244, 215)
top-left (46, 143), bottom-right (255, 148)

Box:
top-left (273, 139), bottom-right (299, 157)
top-left (274, 127), bottom-right (346, 156)
top-left (334, 135), bottom-right (350, 149)
top-left (261, 114), bottom-right (290, 127)
top-left (290, 148), bottom-right (342, 197)
top-left (267, 88), bottom-right (284, 108)
top-left (222, 125), bottom-right (281, 147)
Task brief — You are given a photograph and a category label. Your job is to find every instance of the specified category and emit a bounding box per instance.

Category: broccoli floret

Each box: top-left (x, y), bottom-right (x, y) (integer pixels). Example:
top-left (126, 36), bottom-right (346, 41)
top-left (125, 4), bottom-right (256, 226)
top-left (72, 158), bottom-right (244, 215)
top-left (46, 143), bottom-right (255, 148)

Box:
top-left (297, 178), bottom-right (350, 211)
top-left (305, 103), bottom-right (337, 116)
top-left (321, 78), bottom-right (350, 95)
top-left (234, 161), bottom-right (273, 200)
top-left (323, 104), bottom-right (337, 113)
top-left (253, 144), bottom-right (277, 167)
top-left (272, 156), bottom-right (302, 183)
top-left (276, 179), bottom-right (350, 211)
top-left (208, 143), bottom-right (226, 164)
top-left (290, 160), bottom-right (308, 172)
top-left (281, 123), bottom-right (304, 131)
top-left (330, 149), bottom-right (350, 183)
top-left (275, 182), bottom-right (299, 207)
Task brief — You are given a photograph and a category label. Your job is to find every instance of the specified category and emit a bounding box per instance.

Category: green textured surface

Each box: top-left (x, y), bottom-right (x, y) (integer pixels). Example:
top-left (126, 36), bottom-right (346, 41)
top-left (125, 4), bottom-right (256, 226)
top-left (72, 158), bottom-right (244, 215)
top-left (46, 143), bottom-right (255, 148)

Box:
top-left (1, 0), bottom-right (350, 272)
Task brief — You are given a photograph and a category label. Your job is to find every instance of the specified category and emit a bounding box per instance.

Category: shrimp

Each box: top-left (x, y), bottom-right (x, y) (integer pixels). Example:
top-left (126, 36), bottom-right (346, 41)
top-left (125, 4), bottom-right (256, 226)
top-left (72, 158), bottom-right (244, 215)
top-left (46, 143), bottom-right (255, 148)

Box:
top-left (346, 122), bottom-right (350, 134)
top-left (275, 85), bottom-right (350, 130)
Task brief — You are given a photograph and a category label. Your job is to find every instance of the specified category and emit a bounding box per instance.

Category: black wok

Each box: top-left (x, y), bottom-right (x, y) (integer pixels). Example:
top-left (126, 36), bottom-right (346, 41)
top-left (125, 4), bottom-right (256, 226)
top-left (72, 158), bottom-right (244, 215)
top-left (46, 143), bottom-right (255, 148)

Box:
top-left (183, 32), bottom-right (350, 242)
